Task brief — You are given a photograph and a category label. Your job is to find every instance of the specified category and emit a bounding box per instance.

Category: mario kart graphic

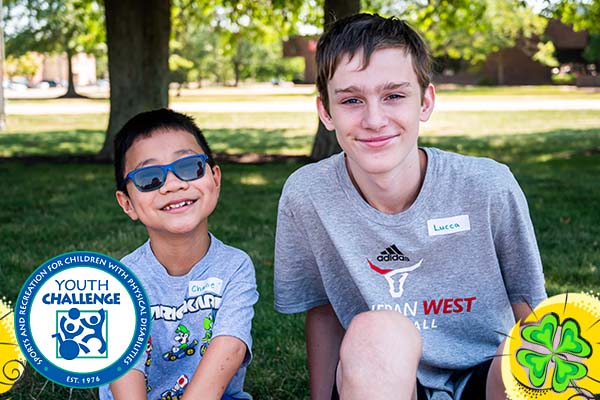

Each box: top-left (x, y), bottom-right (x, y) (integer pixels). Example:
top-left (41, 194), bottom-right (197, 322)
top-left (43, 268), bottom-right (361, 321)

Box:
top-left (145, 337), bottom-right (153, 393)
top-left (159, 374), bottom-right (189, 400)
top-left (162, 324), bottom-right (199, 361)
top-left (200, 312), bottom-right (215, 355)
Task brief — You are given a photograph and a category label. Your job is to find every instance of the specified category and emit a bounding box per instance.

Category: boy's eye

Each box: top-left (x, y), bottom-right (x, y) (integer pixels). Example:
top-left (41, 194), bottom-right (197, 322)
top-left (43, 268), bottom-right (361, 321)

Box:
top-left (341, 98), bottom-right (361, 105)
top-left (386, 93), bottom-right (405, 100)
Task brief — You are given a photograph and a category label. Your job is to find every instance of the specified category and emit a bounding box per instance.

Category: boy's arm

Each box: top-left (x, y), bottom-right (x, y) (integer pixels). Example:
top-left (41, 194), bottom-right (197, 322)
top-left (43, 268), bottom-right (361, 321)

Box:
top-left (181, 335), bottom-right (247, 400)
top-left (306, 304), bottom-right (345, 400)
top-left (109, 369), bottom-right (147, 400)
top-left (512, 303), bottom-right (533, 322)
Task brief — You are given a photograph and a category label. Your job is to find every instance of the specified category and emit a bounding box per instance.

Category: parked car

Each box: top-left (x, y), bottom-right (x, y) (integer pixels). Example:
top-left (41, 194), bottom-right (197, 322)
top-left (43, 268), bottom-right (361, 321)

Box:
top-left (36, 79), bottom-right (60, 89)
top-left (3, 78), bottom-right (29, 91)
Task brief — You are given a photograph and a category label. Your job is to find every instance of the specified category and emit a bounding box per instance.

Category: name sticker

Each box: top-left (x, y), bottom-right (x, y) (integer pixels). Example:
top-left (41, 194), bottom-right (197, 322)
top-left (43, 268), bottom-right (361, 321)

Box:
top-left (427, 215), bottom-right (470, 236)
top-left (188, 278), bottom-right (223, 297)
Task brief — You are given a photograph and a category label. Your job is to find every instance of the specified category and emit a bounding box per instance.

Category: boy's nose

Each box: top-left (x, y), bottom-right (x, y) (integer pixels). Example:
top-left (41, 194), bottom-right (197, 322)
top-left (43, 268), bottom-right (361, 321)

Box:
top-left (159, 171), bottom-right (188, 193)
top-left (361, 102), bottom-right (388, 131)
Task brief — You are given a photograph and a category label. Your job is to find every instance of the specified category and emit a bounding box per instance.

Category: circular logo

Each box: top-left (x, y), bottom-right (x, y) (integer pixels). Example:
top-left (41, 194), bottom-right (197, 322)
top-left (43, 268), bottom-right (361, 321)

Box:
top-left (502, 292), bottom-right (600, 399)
top-left (15, 251), bottom-right (151, 388)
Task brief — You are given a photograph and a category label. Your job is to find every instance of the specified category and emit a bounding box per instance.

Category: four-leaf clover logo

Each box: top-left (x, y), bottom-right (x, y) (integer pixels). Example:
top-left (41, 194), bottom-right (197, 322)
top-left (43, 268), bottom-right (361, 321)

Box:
top-left (516, 312), bottom-right (592, 393)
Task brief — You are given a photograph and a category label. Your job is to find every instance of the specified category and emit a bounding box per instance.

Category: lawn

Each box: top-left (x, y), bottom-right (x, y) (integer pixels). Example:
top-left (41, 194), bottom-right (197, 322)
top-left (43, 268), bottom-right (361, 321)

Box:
top-left (1, 87), bottom-right (599, 399)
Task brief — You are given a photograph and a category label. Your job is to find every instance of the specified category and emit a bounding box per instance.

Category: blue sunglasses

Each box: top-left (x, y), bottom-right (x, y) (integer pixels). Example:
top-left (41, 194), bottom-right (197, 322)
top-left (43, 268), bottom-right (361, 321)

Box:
top-left (123, 154), bottom-right (209, 192)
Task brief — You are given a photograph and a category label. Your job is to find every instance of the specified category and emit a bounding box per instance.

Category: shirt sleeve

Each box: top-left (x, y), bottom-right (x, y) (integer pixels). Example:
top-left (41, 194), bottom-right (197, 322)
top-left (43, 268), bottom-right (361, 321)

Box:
top-left (491, 167), bottom-right (547, 307)
top-left (273, 191), bottom-right (329, 314)
top-left (211, 254), bottom-right (258, 368)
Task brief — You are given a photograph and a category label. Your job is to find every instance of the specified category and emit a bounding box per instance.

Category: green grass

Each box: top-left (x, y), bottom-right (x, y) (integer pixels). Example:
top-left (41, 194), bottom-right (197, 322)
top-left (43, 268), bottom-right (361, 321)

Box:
top-left (3, 109), bottom-right (600, 158)
top-left (1, 87), bottom-right (599, 399)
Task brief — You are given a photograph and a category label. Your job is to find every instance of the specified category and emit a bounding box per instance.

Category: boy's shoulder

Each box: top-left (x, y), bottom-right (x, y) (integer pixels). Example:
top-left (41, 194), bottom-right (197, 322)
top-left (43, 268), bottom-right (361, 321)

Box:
top-left (281, 153), bottom-right (342, 203)
top-left (426, 147), bottom-right (515, 189)
top-left (209, 235), bottom-right (253, 266)
top-left (120, 240), bottom-right (151, 269)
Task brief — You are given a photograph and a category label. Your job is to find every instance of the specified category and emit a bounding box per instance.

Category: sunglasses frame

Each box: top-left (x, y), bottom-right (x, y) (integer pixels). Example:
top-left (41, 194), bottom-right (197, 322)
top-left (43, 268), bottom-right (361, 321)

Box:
top-left (123, 154), bottom-right (209, 192)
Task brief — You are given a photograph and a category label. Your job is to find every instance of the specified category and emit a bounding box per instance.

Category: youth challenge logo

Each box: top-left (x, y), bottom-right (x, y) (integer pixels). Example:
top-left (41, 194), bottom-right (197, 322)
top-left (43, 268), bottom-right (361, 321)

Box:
top-left (502, 293), bottom-right (600, 399)
top-left (15, 252), bottom-right (151, 388)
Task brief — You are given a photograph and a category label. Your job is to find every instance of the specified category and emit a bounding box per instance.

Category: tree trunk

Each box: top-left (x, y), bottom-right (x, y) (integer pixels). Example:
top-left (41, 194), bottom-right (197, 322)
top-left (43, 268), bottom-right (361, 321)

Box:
top-left (497, 53), bottom-right (504, 85)
top-left (310, 0), bottom-right (360, 161)
top-left (60, 48), bottom-right (84, 98)
top-left (324, 0), bottom-right (360, 30)
top-left (0, 0), bottom-right (6, 131)
top-left (99, 0), bottom-right (171, 160)
top-left (233, 60), bottom-right (240, 87)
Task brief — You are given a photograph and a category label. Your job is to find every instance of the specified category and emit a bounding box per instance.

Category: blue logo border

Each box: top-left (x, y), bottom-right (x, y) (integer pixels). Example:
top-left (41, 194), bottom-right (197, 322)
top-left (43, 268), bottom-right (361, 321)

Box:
top-left (15, 251), bottom-right (151, 388)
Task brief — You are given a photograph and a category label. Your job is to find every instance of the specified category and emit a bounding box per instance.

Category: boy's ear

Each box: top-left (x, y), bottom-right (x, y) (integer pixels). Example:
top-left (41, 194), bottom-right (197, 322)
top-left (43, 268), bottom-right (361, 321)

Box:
top-left (115, 190), bottom-right (139, 221)
top-left (210, 165), bottom-right (221, 190)
top-left (419, 84), bottom-right (435, 122)
top-left (316, 96), bottom-right (335, 131)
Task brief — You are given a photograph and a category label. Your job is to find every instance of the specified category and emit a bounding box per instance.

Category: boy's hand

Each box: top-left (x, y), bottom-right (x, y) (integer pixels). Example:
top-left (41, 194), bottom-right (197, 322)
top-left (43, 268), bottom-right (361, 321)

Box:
top-left (109, 369), bottom-right (147, 400)
top-left (181, 335), bottom-right (247, 400)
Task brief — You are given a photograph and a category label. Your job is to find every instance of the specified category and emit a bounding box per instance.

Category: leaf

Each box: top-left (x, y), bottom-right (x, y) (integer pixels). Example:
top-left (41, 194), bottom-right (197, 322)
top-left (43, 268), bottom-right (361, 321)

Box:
top-left (521, 313), bottom-right (559, 350)
top-left (555, 318), bottom-right (592, 358)
top-left (552, 356), bottom-right (588, 393)
top-left (516, 349), bottom-right (553, 388)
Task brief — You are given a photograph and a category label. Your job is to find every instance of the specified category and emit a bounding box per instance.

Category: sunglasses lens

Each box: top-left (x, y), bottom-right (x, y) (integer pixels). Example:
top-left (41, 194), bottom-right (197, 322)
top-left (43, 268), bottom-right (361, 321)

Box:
top-left (131, 167), bottom-right (165, 192)
top-left (174, 155), bottom-right (205, 181)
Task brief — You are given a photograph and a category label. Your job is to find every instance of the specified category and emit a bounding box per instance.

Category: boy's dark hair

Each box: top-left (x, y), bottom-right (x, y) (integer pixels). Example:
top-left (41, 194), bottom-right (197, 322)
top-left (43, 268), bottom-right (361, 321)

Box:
top-left (114, 108), bottom-right (215, 192)
top-left (316, 13), bottom-right (432, 112)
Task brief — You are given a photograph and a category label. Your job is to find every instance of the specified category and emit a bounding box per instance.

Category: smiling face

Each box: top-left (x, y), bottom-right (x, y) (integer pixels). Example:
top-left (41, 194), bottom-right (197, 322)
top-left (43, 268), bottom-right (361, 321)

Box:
top-left (115, 129), bottom-right (221, 240)
top-left (317, 47), bottom-right (435, 180)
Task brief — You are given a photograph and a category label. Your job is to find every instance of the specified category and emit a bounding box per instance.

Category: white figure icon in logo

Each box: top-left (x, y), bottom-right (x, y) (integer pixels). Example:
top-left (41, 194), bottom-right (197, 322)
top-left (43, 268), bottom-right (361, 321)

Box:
top-left (368, 259), bottom-right (423, 298)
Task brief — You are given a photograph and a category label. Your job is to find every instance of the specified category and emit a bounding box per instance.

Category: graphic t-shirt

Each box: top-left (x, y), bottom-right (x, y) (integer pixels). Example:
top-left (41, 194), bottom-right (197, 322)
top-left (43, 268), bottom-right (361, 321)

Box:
top-left (274, 148), bottom-right (546, 399)
top-left (100, 233), bottom-right (258, 400)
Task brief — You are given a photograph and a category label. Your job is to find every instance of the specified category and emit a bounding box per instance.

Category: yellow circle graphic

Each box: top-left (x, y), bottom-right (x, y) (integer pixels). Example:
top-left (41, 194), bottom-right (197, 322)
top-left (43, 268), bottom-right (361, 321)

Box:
top-left (0, 298), bottom-right (26, 394)
top-left (502, 293), bottom-right (600, 399)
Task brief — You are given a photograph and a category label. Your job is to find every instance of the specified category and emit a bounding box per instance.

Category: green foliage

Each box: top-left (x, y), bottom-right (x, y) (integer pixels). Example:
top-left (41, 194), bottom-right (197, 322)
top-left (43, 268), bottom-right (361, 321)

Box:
top-left (4, 0), bottom-right (105, 58)
top-left (552, 1), bottom-right (600, 66)
top-left (553, 0), bottom-right (600, 34)
top-left (365, 0), bottom-right (548, 65)
top-left (582, 34), bottom-right (600, 63)
top-left (169, 0), bottom-right (308, 85)
top-left (5, 52), bottom-right (39, 80)
top-left (533, 40), bottom-right (559, 67)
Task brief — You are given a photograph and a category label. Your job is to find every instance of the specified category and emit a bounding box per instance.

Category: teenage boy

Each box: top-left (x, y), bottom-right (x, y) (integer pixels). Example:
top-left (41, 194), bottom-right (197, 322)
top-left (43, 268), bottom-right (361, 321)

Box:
top-left (100, 109), bottom-right (258, 400)
top-left (274, 14), bottom-right (546, 400)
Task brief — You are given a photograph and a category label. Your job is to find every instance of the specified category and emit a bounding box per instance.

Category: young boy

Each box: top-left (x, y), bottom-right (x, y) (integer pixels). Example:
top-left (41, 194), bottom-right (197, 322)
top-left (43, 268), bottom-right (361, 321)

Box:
top-left (99, 109), bottom-right (258, 400)
top-left (274, 14), bottom-right (546, 400)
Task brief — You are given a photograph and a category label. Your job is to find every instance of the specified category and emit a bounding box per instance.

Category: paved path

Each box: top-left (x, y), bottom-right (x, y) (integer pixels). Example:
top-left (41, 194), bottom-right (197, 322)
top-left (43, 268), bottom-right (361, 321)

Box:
top-left (5, 98), bottom-right (600, 115)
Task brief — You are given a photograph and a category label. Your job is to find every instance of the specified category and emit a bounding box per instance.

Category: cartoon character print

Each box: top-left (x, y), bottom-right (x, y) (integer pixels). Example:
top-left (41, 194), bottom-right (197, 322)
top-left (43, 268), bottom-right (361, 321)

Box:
top-left (145, 337), bottom-right (153, 393)
top-left (162, 324), bottom-right (199, 361)
top-left (159, 374), bottom-right (188, 400)
top-left (200, 310), bottom-right (216, 355)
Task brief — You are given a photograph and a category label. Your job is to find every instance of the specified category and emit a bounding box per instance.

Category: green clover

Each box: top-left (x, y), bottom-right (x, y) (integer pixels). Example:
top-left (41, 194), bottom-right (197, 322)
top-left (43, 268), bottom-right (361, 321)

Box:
top-left (516, 312), bottom-right (592, 393)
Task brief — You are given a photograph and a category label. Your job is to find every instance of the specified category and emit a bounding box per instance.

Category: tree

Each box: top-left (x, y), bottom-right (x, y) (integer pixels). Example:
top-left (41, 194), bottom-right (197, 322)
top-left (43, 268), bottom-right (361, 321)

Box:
top-left (553, 0), bottom-right (600, 65)
top-left (310, 0), bottom-right (360, 161)
top-left (4, 0), bottom-right (105, 98)
top-left (5, 53), bottom-right (39, 81)
top-left (98, 0), bottom-right (171, 159)
top-left (553, 0), bottom-right (600, 33)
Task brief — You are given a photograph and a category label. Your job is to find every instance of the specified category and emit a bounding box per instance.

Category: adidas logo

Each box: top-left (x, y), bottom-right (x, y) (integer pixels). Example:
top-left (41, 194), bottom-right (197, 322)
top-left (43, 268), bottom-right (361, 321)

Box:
top-left (377, 244), bottom-right (410, 262)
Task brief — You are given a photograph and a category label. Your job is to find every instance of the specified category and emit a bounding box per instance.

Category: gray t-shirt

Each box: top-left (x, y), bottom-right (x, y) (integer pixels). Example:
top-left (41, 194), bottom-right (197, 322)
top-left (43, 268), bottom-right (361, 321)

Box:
top-left (100, 233), bottom-right (258, 400)
top-left (274, 148), bottom-right (546, 399)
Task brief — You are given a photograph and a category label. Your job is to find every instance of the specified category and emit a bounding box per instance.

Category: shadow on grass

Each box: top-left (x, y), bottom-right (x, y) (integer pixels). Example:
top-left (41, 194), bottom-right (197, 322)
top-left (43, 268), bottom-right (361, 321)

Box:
top-left (0, 130), bottom-right (105, 158)
top-left (421, 128), bottom-right (600, 165)
top-left (1, 127), bottom-right (599, 165)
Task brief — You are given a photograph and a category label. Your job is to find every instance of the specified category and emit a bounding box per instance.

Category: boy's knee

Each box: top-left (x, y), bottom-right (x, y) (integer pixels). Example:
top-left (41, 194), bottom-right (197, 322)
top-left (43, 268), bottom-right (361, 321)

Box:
top-left (338, 311), bottom-right (421, 394)
top-left (340, 310), bottom-right (421, 364)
